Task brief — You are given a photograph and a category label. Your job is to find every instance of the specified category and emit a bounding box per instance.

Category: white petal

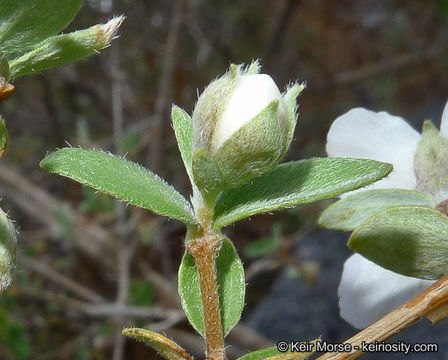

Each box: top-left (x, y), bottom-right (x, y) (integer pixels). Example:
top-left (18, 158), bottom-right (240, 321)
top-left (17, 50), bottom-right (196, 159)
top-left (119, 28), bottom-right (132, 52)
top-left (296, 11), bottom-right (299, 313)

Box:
top-left (440, 100), bottom-right (448, 138)
top-left (327, 108), bottom-right (421, 190)
top-left (338, 254), bottom-right (434, 329)
top-left (212, 74), bottom-right (286, 151)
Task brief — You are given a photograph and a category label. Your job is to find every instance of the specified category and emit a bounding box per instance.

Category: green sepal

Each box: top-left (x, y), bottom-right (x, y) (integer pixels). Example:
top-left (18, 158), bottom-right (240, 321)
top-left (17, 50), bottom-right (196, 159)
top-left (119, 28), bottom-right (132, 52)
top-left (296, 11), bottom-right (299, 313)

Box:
top-left (178, 237), bottom-right (245, 338)
top-left (215, 100), bottom-right (283, 189)
top-left (0, 52), bottom-right (10, 80)
top-left (0, 207), bottom-right (17, 290)
top-left (319, 189), bottom-right (436, 231)
top-left (214, 158), bottom-right (393, 229)
top-left (192, 148), bottom-right (224, 199)
top-left (414, 120), bottom-right (448, 199)
top-left (40, 148), bottom-right (196, 225)
top-left (0, 0), bottom-right (83, 59)
top-left (171, 105), bottom-right (194, 184)
top-left (237, 340), bottom-right (319, 360)
top-left (280, 82), bottom-right (305, 159)
top-left (122, 328), bottom-right (193, 360)
top-left (10, 17), bottom-right (124, 78)
top-left (349, 206), bottom-right (448, 280)
top-left (0, 116), bottom-right (8, 159)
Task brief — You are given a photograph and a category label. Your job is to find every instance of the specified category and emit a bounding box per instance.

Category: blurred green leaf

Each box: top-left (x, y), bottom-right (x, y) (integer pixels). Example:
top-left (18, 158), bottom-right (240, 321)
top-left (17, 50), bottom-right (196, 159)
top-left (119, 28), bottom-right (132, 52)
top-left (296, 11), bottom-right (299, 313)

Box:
top-left (10, 17), bottom-right (124, 78)
top-left (172, 105), bottom-right (194, 184)
top-left (123, 328), bottom-right (193, 360)
top-left (0, 207), bottom-right (16, 291)
top-left (40, 148), bottom-right (197, 224)
top-left (214, 158), bottom-right (393, 229)
top-left (120, 129), bottom-right (141, 155)
top-left (349, 206), bottom-right (448, 280)
top-left (129, 279), bottom-right (154, 307)
top-left (244, 224), bottom-right (281, 258)
top-left (178, 238), bottom-right (245, 337)
top-left (319, 189), bottom-right (436, 231)
top-left (0, 52), bottom-right (10, 79)
top-left (80, 188), bottom-right (115, 214)
top-left (0, 294), bottom-right (31, 360)
top-left (0, 0), bottom-right (82, 59)
top-left (0, 116), bottom-right (8, 159)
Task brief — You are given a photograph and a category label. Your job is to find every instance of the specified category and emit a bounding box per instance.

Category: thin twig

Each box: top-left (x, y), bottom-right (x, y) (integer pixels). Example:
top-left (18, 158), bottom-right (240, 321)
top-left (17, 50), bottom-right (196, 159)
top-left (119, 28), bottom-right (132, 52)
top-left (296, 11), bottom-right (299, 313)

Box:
top-left (316, 274), bottom-right (448, 359)
top-left (147, 0), bottom-right (184, 171)
top-left (110, 37), bottom-right (132, 360)
top-left (16, 287), bottom-right (183, 319)
top-left (22, 255), bottom-right (105, 304)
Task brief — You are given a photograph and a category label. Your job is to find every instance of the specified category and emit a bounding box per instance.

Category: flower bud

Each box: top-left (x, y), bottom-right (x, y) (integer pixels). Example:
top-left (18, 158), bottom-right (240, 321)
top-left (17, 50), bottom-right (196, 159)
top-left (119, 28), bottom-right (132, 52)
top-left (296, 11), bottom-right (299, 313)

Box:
top-left (191, 61), bottom-right (304, 196)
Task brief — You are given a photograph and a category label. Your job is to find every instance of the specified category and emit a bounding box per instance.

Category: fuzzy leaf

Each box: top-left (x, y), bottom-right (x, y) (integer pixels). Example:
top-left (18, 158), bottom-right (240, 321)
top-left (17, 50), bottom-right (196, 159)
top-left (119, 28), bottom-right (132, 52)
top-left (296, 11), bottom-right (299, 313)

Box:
top-left (171, 105), bottom-right (194, 184)
top-left (0, 116), bottom-right (8, 159)
top-left (237, 341), bottom-right (318, 360)
top-left (0, 0), bottom-right (82, 59)
top-left (319, 189), bottom-right (436, 231)
top-left (349, 206), bottom-right (448, 280)
top-left (178, 238), bottom-right (245, 337)
top-left (40, 148), bottom-right (196, 224)
top-left (10, 17), bottom-right (124, 78)
top-left (214, 158), bottom-right (392, 229)
top-left (123, 328), bottom-right (193, 360)
top-left (0, 52), bottom-right (9, 80)
top-left (0, 207), bottom-right (16, 290)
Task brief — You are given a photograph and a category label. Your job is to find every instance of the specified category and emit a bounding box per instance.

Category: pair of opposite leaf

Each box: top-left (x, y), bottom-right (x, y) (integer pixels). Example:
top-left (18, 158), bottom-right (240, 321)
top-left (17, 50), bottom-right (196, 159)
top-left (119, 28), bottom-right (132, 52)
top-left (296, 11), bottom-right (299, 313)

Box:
top-left (41, 62), bottom-right (392, 359)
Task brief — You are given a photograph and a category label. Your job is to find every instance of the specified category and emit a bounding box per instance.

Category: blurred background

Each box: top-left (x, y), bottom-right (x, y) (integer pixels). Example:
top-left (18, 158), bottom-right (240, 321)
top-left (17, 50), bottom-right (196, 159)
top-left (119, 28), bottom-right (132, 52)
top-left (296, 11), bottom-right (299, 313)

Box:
top-left (1, 0), bottom-right (448, 359)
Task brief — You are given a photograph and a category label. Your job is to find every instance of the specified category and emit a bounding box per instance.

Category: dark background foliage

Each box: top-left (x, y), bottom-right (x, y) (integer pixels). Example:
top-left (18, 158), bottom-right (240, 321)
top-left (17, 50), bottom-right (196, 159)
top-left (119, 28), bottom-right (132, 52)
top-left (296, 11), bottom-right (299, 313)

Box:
top-left (1, 0), bottom-right (448, 359)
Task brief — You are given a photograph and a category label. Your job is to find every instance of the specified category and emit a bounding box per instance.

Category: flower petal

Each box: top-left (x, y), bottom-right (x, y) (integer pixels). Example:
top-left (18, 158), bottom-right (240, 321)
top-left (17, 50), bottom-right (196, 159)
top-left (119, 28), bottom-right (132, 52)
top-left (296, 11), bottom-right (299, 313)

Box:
top-left (440, 100), bottom-right (448, 138)
top-left (338, 254), bottom-right (434, 329)
top-left (327, 108), bottom-right (421, 190)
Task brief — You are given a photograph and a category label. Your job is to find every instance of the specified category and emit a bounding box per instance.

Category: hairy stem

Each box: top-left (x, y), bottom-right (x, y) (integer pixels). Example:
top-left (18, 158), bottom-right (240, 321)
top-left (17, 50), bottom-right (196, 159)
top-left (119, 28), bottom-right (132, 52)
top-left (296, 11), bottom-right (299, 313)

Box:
top-left (187, 228), bottom-right (224, 360)
top-left (316, 274), bottom-right (448, 360)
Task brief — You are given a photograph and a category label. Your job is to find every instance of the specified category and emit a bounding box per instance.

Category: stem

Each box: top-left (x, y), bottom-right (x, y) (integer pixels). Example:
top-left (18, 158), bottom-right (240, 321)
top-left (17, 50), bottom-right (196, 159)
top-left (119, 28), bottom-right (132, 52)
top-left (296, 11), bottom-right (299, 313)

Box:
top-left (316, 274), bottom-right (448, 360)
top-left (187, 233), bottom-right (225, 360)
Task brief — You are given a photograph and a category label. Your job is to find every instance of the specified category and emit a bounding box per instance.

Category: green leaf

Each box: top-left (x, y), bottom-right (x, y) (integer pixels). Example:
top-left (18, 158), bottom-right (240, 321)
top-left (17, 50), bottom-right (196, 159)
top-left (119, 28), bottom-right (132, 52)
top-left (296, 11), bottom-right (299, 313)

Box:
top-left (0, 116), bottom-right (8, 159)
top-left (10, 17), bottom-right (124, 78)
top-left (178, 238), bottom-right (245, 337)
top-left (0, 207), bottom-right (17, 290)
top-left (244, 224), bottom-right (282, 258)
top-left (40, 148), bottom-right (196, 224)
top-left (214, 158), bottom-right (393, 229)
top-left (0, 0), bottom-right (82, 59)
top-left (0, 52), bottom-right (10, 80)
top-left (123, 328), bottom-right (193, 360)
top-left (237, 341), bottom-right (319, 360)
top-left (171, 105), bottom-right (194, 184)
top-left (319, 189), bottom-right (436, 231)
top-left (349, 206), bottom-right (448, 280)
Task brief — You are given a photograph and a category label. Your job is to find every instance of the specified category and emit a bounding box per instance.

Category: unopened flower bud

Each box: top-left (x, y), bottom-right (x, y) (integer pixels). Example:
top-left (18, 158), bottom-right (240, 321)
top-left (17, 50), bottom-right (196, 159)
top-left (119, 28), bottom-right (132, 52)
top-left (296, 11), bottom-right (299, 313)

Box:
top-left (192, 61), bottom-right (304, 196)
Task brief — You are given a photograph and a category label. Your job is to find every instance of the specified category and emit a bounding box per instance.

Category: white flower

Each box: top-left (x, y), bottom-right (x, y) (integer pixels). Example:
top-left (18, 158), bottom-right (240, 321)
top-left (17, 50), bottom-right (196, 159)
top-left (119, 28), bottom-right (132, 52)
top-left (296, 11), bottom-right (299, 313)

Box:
top-left (326, 101), bottom-right (448, 329)
top-left (192, 62), bottom-right (304, 192)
